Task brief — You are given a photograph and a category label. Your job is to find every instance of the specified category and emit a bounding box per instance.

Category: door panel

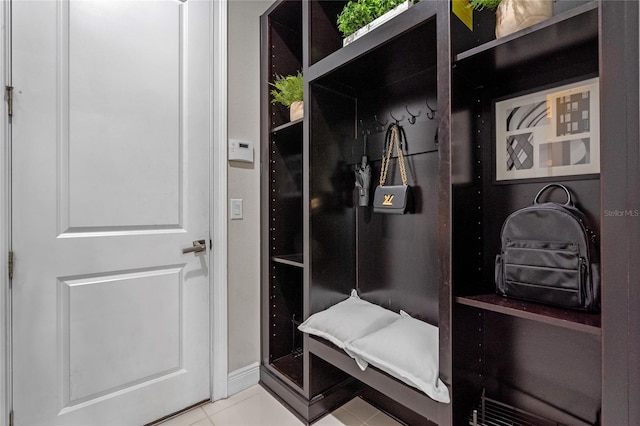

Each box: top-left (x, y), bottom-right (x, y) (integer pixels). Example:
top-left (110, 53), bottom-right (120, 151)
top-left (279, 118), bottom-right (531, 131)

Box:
top-left (66, 1), bottom-right (182, 230)
top-left (61, 266), bottom-right (183, 405)
top-left (11, 1), bottom-right (212, 424)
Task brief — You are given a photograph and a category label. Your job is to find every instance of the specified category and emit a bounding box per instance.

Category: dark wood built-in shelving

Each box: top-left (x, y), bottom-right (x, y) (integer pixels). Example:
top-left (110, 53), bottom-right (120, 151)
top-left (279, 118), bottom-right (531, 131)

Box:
top-left (261, 0), bottom-right (640, 424)
top-left (260, 0), bottom-right (308, 417)
top-left (261, 1), bottom-right (356, 422)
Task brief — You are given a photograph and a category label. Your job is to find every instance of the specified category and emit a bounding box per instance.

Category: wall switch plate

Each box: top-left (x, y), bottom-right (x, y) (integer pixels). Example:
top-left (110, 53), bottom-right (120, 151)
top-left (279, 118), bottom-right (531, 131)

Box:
top-left (230, 199), bottom-right (243, 220)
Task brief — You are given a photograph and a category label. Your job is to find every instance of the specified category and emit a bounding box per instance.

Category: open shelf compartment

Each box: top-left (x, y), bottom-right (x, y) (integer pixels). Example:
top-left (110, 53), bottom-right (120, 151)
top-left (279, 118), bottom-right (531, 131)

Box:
top-left (453, 2), bottom-right (598, 88)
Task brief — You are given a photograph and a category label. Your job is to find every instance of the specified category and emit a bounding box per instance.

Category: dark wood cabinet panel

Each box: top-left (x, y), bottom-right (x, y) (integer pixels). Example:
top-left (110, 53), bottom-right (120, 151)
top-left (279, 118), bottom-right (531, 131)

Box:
top-left (600, 1), bottom-right (640, 424)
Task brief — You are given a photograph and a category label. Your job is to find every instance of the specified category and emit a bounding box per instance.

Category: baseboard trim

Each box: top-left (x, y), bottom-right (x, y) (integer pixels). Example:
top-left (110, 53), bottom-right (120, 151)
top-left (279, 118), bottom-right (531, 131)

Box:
top-left (228, 362), bottom-right (260, 396)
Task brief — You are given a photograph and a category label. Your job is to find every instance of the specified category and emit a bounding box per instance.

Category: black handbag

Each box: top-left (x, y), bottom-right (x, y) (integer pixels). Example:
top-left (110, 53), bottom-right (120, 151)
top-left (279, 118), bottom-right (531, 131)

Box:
top-left (373, 123), bottom-right (413, 214)
top-left (495, 184), bottom-right (601, 311)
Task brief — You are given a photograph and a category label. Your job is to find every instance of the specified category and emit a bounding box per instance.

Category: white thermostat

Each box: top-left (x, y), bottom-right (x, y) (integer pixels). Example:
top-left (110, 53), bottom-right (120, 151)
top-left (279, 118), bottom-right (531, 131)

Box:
top-left (229, 139), bottom-right (254, 163)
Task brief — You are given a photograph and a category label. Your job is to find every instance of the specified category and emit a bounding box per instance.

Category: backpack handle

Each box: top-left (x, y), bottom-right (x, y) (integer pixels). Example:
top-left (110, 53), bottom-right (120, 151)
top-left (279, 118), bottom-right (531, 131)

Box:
top-left (534, 184), bottom-right (573, 206)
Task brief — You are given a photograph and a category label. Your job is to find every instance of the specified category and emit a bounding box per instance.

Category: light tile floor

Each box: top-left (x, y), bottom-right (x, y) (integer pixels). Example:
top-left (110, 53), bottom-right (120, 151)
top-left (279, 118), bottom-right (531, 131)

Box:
top-left (156, 385), bottom-right (403, 426)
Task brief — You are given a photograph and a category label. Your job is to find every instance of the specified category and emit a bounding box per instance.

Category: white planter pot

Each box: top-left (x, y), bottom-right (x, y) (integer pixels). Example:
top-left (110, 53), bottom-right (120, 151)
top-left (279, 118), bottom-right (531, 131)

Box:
top-left (289, 100), bottom-right (304, 121)
top-left (343, 1), bottom-right (412, 46)
top-left (495, 0), bottom-right (552, 38)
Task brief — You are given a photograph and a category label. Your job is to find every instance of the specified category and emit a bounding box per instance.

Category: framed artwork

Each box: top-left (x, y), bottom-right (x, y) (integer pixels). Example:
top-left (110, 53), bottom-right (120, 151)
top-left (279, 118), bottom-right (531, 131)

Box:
top-left (495, 77), bottom-right (600, 182)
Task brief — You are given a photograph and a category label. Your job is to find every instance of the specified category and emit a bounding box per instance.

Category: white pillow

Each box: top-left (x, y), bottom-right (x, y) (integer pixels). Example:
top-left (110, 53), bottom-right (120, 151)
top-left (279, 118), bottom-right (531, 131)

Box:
top-left (343, 311), bottom-right (450, 404)
top-left (298, 290), bottom-right (400, 349)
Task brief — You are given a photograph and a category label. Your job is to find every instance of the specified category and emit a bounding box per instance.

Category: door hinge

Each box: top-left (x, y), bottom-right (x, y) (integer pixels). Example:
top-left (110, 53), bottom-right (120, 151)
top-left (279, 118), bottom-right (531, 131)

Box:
top-left (8, 251), bottom-right (14, 281)
top-left (5, 85), bottom-right (13, 118)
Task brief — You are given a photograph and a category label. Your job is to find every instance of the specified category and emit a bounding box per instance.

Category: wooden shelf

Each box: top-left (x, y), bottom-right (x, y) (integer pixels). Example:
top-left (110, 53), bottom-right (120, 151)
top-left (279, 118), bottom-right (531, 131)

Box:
top-left (272, 118), bottom-right (303, 134)
top-left (270, 352), bottom-right (304, 390)
top-left (456, 294), bottom-right (601, 336)
top-left (272, 254), bottom-right (304, 268)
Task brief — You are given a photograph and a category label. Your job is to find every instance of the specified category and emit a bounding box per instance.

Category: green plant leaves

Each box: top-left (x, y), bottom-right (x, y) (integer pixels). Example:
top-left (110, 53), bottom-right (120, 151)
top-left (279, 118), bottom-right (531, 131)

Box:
top-left (270, 71), bottom-right (303, 107)
top-left (337, 0), bottom-right (406, 38)
top-left (467, 0), bottom-right (502, 11)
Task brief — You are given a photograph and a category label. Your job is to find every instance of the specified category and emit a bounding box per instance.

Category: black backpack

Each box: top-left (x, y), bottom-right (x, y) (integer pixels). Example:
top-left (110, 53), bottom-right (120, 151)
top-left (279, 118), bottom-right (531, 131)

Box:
top-left (495, 184), bottom-right (601, 311)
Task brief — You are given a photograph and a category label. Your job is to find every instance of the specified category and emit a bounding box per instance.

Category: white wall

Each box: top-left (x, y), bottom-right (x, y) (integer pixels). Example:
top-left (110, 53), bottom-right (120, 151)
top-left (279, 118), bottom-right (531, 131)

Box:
top-left (227, 0), bottom-right (274, 375)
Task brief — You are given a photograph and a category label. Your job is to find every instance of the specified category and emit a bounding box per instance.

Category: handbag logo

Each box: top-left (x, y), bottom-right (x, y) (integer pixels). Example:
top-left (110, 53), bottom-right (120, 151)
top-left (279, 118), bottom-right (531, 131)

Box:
top-left (382, 194), bottom-right (394, 206)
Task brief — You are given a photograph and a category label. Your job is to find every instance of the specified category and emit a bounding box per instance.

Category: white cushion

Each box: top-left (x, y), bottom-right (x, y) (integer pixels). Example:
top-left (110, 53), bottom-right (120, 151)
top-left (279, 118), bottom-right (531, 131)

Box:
top-left (297, 290), bottom-right (400, 349)
top-left (343, 311), bottom-right (450, 403)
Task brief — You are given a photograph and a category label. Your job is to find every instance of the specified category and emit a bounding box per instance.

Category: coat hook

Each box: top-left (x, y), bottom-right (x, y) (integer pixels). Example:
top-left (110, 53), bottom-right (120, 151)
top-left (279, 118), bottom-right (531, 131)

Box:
top-left (426, 99), bottom-right (437, 120)
top-left (405, 105), bottom-right (420, 125)
top-left (390, 111), bottom-right (405, 124)
top-left (374, 114), bottom-right (388, 127)
top-left (359, 119), bottom-right (371, 136)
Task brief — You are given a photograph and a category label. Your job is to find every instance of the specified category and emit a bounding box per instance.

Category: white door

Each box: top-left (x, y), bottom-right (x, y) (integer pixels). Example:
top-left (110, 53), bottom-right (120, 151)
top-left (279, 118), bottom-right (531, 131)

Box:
top-left (11, 1), bottom-right (212, 424)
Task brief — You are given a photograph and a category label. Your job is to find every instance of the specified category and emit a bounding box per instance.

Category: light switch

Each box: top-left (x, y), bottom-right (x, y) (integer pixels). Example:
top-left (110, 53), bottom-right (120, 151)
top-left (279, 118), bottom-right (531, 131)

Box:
top-left (230, 199), bottom-right (243, 220)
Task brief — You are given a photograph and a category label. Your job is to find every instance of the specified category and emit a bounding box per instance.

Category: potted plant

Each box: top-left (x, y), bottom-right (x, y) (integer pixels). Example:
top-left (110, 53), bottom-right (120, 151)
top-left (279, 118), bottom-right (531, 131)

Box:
top-left (270, 71), bottom-right (304, 122)
top-left (468, 0), bottom-right (552, 39)
top-left (337, 0), bottom-right (411, 46)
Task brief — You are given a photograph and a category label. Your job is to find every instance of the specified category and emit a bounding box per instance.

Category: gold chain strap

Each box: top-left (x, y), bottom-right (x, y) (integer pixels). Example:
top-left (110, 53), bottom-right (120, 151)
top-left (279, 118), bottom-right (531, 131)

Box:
top-left (379, 124), bottom-right (408, 186)
top-left (379, 126), bottom-right (394, 186)
top-left (396, 126), bottom-right (408, 185)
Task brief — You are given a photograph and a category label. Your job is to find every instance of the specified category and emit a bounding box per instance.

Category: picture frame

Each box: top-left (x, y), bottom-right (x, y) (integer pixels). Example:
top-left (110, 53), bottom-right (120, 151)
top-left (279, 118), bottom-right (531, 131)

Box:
top-left (495, 78), bottom-right (600, 182)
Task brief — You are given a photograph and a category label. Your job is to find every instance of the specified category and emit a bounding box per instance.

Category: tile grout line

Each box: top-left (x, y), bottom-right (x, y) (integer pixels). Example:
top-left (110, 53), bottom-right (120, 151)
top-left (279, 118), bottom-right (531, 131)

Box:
top-left (343, 398), bottom-right (381, 424)
top-left (202, 387), bottom-right (263, 418)
top-left (151, 405), bottom-right (208, 426)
